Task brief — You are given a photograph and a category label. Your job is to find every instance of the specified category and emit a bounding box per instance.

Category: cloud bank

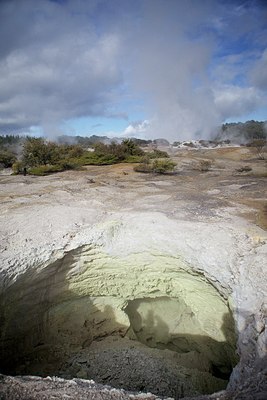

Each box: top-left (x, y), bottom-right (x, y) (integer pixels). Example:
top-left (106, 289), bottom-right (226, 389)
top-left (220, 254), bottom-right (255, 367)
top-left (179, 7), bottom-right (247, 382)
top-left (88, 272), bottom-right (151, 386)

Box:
top-left (0, 0), bottom-right (123, 135)
top-left (0, 0), bottom-right (266, 140)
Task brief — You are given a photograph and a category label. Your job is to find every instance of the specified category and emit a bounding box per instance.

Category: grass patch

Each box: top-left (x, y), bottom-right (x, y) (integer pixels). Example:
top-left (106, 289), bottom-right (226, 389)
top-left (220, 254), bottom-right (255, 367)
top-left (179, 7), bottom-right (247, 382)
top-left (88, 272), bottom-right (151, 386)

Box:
top-left (28, 165), bottom-right (65, 176)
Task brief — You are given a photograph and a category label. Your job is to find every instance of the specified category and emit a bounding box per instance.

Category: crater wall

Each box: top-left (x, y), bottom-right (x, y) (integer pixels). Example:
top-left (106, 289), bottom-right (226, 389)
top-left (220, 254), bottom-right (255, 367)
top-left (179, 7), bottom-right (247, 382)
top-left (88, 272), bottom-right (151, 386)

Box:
top-left (0, 166), bottom-right (266, 399)
top-left (0, 244), bottom-right (238, 397)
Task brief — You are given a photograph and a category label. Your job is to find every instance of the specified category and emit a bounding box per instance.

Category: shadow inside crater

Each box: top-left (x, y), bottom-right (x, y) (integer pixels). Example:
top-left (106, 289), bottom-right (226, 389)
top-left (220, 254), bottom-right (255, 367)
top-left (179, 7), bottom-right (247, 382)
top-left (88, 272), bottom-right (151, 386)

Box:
top-left (125, 297), bottom-right (237, 380)
top-left (0, 247), bottom-right (239, 399)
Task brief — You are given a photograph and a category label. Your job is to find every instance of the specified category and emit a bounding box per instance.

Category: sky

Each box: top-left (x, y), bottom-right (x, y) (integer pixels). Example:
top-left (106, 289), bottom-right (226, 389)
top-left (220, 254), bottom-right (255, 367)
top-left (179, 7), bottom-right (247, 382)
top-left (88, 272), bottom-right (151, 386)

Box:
top-left (0, 0), bottom-right (266, 141)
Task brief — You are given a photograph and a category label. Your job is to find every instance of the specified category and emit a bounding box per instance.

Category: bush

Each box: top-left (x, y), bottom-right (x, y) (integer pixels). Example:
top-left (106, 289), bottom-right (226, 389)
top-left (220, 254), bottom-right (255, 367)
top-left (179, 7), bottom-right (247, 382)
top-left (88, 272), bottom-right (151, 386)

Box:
top-left (134, 165), bottom-right (152, 173)
top-left (16, 160), bottom-right (81, 176)
top-left (12, 161), bottom-right (24, 174)
top-left (249, 139), bottom-right (266, 160)
top-left (121, 139), bottom-right (144, 157)
top-left (18, 136), bottom-right (146, 175)
top-left (124, 155), bottom-right (143, 163)
top-left (147, 149), bottom-right (169, 159)
top-left (64, 145), bottom-right (84, 158)
top-left (23, 138), bottom-right (56, 166)
top-left (81, 152), bottom-right (119, 165)
top-left (0, 150), bottom-right (17, 168)
top-left (134, 158), bottom-right (176, 174)
top-left (134, 156), bottom-right (152, 173)
top-left (57, 158), bottom-right (82, 170)
top-left (84, 140), bottom-right (145, 165)
top-left (22, 138), bottom-right (85, 167)
top-left (28, 164), bottom-right (64, 176)
top-left (151, 159), bottom-right (176, 173)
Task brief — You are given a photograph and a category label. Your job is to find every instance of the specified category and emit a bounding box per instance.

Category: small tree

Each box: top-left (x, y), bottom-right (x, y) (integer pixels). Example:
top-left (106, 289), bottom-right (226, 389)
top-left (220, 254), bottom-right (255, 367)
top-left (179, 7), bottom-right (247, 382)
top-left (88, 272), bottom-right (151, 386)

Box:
top-left (250, 139), bottom-right (266, 160)
top-left (121, 139), bottom-right (144, 156)
top-left (93, 142), bottom-right (110, 157)
top-left (23, 138), bottom-right (52, 166)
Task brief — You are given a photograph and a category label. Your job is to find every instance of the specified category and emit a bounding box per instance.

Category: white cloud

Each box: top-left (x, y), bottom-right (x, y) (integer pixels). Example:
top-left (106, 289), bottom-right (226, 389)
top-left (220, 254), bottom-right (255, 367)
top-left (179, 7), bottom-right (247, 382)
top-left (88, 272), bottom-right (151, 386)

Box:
top-left (0, 0), bottom-right (123, 134)
top-left (123, 120), bottom-right (150, 137)
top-left (250, 49), bottom-right (267, 91)
top-left (214, 85), bottom-right (265, 119)
top-left (0, 0), bottom-right (266, 140)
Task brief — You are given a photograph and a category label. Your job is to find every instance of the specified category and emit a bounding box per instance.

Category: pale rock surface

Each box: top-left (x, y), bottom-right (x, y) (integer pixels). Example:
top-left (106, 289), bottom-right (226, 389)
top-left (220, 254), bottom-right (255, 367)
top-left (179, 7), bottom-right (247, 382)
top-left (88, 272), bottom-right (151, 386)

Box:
top-left (0, 159), bottom-right (266, 399)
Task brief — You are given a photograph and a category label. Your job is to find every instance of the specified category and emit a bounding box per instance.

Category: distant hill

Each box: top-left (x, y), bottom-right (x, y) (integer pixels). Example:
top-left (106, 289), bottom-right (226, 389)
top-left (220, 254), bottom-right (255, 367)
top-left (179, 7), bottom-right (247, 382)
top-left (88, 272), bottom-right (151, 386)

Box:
top-left (214, 120), bottom-right (267, 143)
top-left (1, 121), bottom-right (266, 150)
top-left (58, 135), bottom-right (154, 147)
top-left (57, 135), bottom-right (111, 147)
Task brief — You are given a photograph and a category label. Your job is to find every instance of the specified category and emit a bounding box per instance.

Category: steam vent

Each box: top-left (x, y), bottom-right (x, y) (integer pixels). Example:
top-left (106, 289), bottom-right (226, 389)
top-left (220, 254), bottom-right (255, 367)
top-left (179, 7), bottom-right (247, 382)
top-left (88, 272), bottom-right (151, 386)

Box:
top-left (0, 158), bottom-right (267, 399)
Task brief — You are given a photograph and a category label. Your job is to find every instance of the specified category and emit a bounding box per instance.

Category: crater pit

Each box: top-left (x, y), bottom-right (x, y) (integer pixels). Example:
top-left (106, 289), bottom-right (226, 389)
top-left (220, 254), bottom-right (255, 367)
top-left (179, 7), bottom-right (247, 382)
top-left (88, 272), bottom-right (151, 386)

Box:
top-left (0, 245), bottom-right (238, 399)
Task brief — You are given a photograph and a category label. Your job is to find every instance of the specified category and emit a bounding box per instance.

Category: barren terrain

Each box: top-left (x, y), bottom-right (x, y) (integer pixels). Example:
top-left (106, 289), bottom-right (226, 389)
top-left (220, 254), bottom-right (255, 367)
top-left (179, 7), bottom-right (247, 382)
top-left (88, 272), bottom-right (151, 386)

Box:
top-left (0, 146), bottom-right (266, 399)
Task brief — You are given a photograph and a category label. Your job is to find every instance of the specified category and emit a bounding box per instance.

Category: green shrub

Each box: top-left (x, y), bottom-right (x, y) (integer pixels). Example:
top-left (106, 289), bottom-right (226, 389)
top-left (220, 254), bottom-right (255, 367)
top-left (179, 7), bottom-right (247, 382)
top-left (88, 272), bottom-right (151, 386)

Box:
top-left (134, 158), bottom-right (176, 174)
top-left (151, 159), bottom-right (176, 173)
top-left (93, 139), bottom-right (144, 162)
top-left (147, 149), bottom-right (169, 159)
top-left (28, 164), bottom-right (64, 175)
top-left (12, 161), bottom-right (24, 174)
top-left (22, 138), bottom-right (57, 166)
top-left (63, 145), bottom-right (84, 158)
top-left (133, 155), bottom-right (151, 172)
top-left (134, 163), bottom-right (153, 173)
top-left (124, 155), bottom-right (143, 163)
top-left (81, 152), bottom-right (119, 165)
top-left (57, 157), bottom-right (82, 170)
top-left (22, 138), bottom-right (86, 167)
top-left (0, 150), bottom-right (17, 167)
top-left (121, 139), bottom-right (144, 156)
top-left (18, 136), bottom-right (146, 175)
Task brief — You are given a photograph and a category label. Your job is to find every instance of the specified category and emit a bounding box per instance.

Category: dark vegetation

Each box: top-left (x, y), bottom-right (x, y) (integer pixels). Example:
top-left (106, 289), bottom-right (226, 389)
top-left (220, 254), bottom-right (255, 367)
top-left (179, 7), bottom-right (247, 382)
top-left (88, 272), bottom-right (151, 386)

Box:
top-left (0, 149), bottom-right (17, 168)
top-left (0, 136), bottom-right (169, 176)
top-left (246, 139), bottom-right (266, 160)
top-left (0, 135), bottom-right (21, 168)
top-left (0, 120), bottom-right (266, 174)
top-left (134, 157), bottom-right (176, 174)
top-left (11, 138), bottom-right (144, 175)
top-left (58, 135), bottom-right (154, 148)
top-left (216, 120), bottom-right (266, 142)
top-left (173, 121), bottom-right (266, 147)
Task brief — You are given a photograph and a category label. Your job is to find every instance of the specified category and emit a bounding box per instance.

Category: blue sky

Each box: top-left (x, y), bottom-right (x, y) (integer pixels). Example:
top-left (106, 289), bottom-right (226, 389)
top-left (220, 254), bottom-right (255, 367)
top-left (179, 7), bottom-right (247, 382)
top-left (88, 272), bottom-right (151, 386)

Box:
top-left (0, 0), bottom-right (266, 141)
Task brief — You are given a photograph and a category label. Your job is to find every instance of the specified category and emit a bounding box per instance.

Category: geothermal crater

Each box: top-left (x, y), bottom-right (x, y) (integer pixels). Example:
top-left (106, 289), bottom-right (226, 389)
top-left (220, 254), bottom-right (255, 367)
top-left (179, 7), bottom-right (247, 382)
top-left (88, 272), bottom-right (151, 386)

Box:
top-left (0, 245), bottom-right (237, 398)
top-left (0, 147), bottom-right (266, 399)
